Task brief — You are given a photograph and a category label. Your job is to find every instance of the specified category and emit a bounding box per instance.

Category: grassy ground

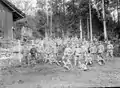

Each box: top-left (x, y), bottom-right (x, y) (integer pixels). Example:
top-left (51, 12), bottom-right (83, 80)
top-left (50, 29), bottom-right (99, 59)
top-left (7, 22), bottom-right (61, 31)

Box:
top-left (1, 57), bottom-right (120, 88)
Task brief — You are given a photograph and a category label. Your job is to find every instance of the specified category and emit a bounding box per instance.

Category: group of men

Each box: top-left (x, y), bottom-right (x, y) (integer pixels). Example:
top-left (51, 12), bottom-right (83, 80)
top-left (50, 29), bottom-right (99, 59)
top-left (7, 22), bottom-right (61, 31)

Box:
top-left (62, 38), bottom-right (114, 70)
top-left (27, 37), bottom-right (114, 71)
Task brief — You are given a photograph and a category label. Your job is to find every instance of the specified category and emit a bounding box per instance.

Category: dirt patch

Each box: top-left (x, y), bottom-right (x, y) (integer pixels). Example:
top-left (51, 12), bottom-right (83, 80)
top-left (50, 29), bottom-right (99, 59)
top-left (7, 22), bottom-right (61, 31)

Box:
top-left (1, 58), bottom-right (120, 88)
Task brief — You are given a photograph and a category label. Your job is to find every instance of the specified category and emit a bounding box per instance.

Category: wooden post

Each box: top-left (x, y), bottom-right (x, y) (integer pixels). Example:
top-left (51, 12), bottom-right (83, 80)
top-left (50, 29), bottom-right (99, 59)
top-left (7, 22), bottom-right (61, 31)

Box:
top-left (18, 40), bottom-right (21, 63)
top-left (89, 0), bottom-right (93, 41)
top-left (80, 18), bottom-right (82, 40)
top-left (102, 0), bottom-right (107, 40)
top-left (21, 26), bottom-right (25, 42)
top-left (11, 27), bottom-right (14, 40)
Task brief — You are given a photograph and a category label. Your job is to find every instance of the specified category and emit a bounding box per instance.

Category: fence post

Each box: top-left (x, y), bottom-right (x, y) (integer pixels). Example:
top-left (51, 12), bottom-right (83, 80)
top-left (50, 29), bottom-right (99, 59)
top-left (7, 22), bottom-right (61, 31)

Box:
top-left (31, 40), bottom-right (34, 45)
top-left (18, 40), bottom-right (22, 63)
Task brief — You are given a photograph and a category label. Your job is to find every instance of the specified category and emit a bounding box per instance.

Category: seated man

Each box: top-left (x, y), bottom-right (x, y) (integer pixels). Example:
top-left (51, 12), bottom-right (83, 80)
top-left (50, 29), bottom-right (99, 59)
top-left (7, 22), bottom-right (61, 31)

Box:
top-left (48, 53), bottom-right (60, 66)
top-left (62, 55), bottom-right (72, 70)
top-left (44, 45), bottom-right (54, 64)
top-left (97, 55), bottom-right (105, 65)
top-left (62, 44), bottom-right (73, 70)
top-left (85, 53), bottom-right (93, 66)
top-left (78, 61), bottom-right (88, 71)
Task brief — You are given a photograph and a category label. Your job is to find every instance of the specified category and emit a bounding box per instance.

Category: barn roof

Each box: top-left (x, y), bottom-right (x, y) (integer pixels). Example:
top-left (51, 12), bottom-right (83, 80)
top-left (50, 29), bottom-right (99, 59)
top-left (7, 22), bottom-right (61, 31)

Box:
top-left (0, 0), bottom-right (25, 21)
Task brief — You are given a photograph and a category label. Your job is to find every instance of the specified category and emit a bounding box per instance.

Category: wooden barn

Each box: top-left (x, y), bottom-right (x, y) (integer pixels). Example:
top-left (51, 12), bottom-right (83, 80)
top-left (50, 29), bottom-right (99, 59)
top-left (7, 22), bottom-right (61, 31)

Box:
top-left (0, 0), bottom-right (25, 40)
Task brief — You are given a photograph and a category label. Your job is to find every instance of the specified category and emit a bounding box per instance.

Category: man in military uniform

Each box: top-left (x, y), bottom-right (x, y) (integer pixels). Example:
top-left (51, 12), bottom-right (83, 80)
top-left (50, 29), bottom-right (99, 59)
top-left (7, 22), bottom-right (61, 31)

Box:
top-left (44, 44), bottom-right (52, 63)
top-left (74, 43), bottom-right (88, 70)
top-left (97, 41), bottom-right (105, 65)
top-left (81, 41), bottom-right (89, 59)
top-left (62, 44), bottom-right (73, 70)
top-left (44, 40), bottom-right (60, 65)
top-left (30, 45), bottom-right (38, 58)
top-left (85, 53), bottom-right (93, 66)
top-left (29, 45), bottom-right (38, 65)
top-left (97, 54), bottom-right (105, 65)
top-left (78, 61), bottom-right (88, 71)
top-left (74, 44), bottom-right (83, 66)
top-left (89, 42), bottom-right (97, 61)
top-left (106, 41), bottom-right (114, 58)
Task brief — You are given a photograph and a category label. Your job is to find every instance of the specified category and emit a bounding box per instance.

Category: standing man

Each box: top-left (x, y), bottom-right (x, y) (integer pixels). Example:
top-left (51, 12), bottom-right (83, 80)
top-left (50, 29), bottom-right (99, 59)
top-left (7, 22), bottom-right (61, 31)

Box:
top-left (97, 41), bottom-right (105, 65)
top-left (106, 41), bottom-right (114, 59)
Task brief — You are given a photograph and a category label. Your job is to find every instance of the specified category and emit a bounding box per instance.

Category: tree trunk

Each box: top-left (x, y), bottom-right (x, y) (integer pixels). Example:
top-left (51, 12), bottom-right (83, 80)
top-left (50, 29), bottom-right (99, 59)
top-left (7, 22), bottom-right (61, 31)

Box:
top-left (50, 11), bottom-right (52, 37)
top-left (87, 17), bottom-right (89, 40)
top-left (62, 0), bottom-right (65, 37)
top-left (89, 0), bottom-right (93, 41)
top-left (46, 0), bottom-right (49, 37)
top-left (102, 0), bottom-right (107, 40)
top-left (117, 0), bottom-right (119, 25)
top-left (80, 18), bottom-right (82, 40)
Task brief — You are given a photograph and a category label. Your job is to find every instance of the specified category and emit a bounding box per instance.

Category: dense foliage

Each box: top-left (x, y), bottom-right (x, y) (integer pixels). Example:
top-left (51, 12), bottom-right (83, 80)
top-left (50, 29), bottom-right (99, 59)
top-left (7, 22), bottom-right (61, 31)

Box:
top-left (8, 0), bottom-right (120, 39)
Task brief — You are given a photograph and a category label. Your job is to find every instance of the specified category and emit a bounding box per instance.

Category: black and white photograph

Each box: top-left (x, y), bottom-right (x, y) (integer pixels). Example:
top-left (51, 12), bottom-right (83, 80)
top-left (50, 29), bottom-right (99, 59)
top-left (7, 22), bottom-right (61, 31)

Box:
top-left (0, 0), bottom-right (120, 88)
